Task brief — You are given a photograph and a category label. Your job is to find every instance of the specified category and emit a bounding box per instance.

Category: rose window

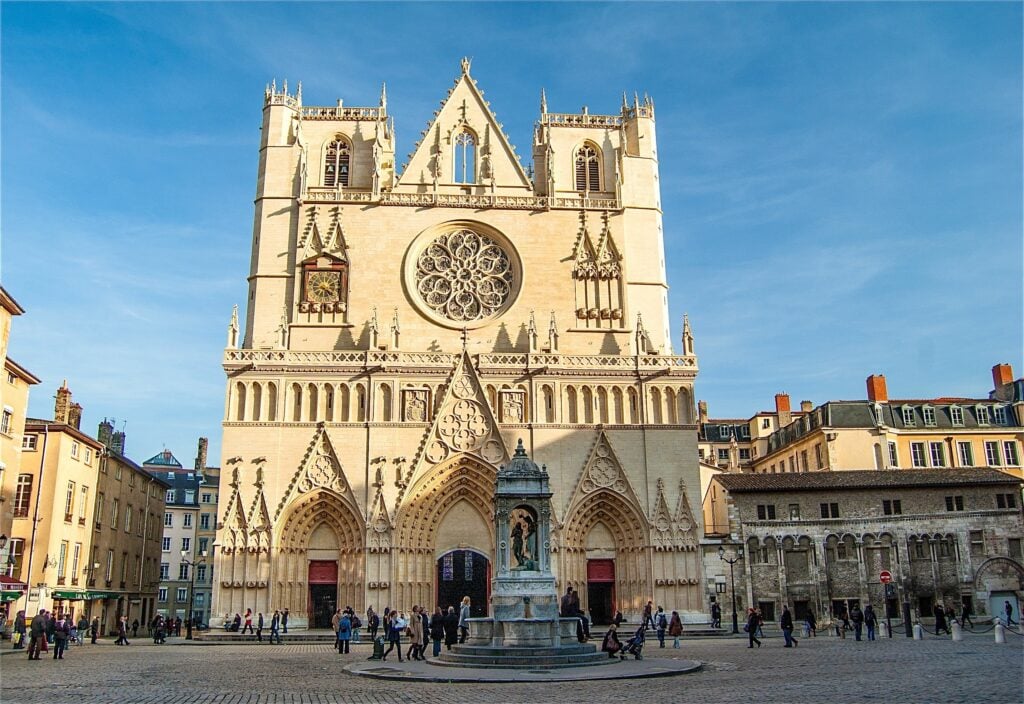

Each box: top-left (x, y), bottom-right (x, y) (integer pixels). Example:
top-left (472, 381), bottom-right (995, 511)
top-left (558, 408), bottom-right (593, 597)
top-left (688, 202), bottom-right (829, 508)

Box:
top-left (414, 229), bottom-right (514, 323)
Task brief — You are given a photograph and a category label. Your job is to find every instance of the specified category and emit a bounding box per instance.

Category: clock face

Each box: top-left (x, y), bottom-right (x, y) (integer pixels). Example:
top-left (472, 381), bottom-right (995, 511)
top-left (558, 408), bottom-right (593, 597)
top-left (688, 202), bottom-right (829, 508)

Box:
top-left (305, 270), bottom-right (341, 303)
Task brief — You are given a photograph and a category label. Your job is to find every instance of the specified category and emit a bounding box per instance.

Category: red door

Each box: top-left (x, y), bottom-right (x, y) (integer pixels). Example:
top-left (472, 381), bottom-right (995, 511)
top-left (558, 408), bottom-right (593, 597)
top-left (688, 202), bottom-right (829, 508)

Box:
top-left (587, 559), bottom-right (616, 625)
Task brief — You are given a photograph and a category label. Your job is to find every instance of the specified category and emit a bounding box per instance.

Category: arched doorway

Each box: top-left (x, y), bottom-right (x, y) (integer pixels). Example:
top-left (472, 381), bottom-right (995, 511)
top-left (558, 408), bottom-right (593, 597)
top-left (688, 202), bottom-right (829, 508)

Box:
top-left (436, 549), bottom-right (490, 617)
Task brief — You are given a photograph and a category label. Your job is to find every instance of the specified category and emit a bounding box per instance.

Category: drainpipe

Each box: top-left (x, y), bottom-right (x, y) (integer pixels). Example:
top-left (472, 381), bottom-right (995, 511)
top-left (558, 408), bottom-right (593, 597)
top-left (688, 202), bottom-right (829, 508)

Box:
top-left (23, 424), bottom-right (50, 613)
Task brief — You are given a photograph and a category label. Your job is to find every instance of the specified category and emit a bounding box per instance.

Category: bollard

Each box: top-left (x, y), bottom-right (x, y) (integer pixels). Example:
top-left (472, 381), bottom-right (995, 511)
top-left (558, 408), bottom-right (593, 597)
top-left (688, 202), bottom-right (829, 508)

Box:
top-left (368, 635), bottom-right (386, 660)
top-left (880, 621), bottom-right (890, 638)
top-left (913, 622), bottom-right (924, 640)
top-left (995, 622), bottom-right (1006, 644)
top-left (951, 621), bottom-right (963, 641)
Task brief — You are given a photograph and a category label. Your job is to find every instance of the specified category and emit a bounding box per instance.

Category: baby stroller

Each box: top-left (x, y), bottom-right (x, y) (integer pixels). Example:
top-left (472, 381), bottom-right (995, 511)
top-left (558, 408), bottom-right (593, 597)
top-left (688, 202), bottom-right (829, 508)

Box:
top-left (620, 624), bottom-right (645, 660)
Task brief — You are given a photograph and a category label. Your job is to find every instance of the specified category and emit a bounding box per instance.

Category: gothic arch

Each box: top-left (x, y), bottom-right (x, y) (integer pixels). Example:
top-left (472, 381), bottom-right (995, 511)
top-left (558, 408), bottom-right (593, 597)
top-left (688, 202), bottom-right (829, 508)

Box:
top-left (392, 454), bottom-right (498, 609)
top-left (560, 488), bottom-right (650, 617)
top-left (275, 488), bottom-right (366, 614)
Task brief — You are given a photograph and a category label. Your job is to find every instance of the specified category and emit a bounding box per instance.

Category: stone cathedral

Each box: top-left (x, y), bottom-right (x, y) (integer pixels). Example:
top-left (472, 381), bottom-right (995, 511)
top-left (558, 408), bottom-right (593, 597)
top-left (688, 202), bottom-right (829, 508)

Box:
top-left (212, 59), bottom-right (702, 629)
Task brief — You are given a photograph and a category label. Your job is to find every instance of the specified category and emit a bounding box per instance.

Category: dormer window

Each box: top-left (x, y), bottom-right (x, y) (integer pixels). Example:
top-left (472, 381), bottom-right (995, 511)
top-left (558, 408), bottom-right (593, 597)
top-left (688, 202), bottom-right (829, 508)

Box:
top-left (922, 406), bottom-right (936, 426)
top-left (453, 130), bottom-right (476, 184)
top-left (950, 406), bottom-right (964, 426)
top-left (993, 406), bottom-right (1007, 425)
top-left (873, 403), bottom-right (884, 425)
top-left (324, 137), bottom-right (351, 188)
top-left (718, 425), bottom-right (731, 440)
top-left (574, 144), bottom-right (600, 191)
top-left (976, 405), bottom-right (990, 426)
top-left (901, 406), bottom-right (916, 426)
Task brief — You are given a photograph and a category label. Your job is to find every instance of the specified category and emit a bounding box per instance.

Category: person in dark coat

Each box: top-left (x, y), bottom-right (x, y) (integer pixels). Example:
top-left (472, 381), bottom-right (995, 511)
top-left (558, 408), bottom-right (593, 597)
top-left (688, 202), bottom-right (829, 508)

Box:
top-left (336, 612), bottom-right (352, 654)
top-left (806, 609), bottom-right (817, 637)
top-left (131, 618), bottom-right (139, 638)
top-left (443, 606), bottom-right (459, 650)
top-left (746, 608), bottom-right (761, 648)
top-left (601, 622), bottom-right (623, 658)
top-left (642, 601), bottom-right (655, 631)
top-left (44, 613), bottom-right (56, 644)
top-left (934, 602), bottom-right (948, 635)
top-left (780, 605), bottom-right (798, 647)
top-left (115, 616), bottom-right (129, 645)
top-left (850, 605), bottom-right (864, 641)
top-left (269, 610), bottom-right (282, 644)
top-left (420, 606), bottom-right (430, 657)
top-left (256, 613), bottom-right (265, 643)
top-left (27, 609), bottom-right (47, 660)
top-left (367, 606), bottom-right (379, 641)
top-left (959, 602), bottom-right (974, 628)
top-left (13, 610), bottom-right (26, 649)
top-left (864, 605), bottom-right (878, 641)
top-left (282, 607), bottom-right (290, 633)
top-left (655, 607), bottom-right (667, 647)
top-left (90, 616), bottom-right (100, 644)
top-left (429, 607), bottom-right (445, 657)
top-left (711, 602), bottom-right (721, 629)
top-left (382, 611), bottom-right (405, 662)
top-left (52, 614), bottom-right (70, 659)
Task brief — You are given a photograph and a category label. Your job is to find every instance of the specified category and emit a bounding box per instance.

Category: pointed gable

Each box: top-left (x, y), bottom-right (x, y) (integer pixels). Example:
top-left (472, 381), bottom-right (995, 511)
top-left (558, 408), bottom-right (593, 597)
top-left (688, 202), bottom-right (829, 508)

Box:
top-left (220, 466), bottom-right (249, 549)
top-left (404, 351), bottom-right (509, 492)
top-left (395, 59), bottom-right (532, 194)
top-left (274, 424), bottom-right (361, 522)
top-left (565, 430), bottom-right (645, 517)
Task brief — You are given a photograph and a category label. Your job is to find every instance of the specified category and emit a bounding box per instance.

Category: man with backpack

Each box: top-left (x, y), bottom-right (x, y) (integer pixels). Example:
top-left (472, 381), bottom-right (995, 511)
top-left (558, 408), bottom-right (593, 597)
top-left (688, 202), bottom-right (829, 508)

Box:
top-left (655, 606), bottom-right (668, 647)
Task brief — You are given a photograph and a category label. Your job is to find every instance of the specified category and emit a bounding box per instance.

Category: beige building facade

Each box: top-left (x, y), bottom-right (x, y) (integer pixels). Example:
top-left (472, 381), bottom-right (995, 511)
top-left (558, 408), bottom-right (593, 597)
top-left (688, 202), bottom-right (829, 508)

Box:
top-left (212, 61), bottom-right (704, 628)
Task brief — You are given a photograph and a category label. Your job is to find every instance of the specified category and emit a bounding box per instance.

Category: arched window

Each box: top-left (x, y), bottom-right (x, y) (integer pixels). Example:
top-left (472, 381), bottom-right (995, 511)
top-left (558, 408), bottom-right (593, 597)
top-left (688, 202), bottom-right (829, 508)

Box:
top-left (235, 382), bottom-right (247, 422)
top-left (324, 137), bottom-right (351, 187)
top-left (339, 385), bottom-right (351, 422)
top-left (542, 385), bottom-right (555, 423)
top-left (575, 144), bottom-right (600, 192)
top-left (307, 384), bottom-right (318, 422)
top-left (453, 130), bottom-right (476, 184)
top-left (251, 382), bottom-right (262, 422)
top-left (291, 383), bottom-right (303, 422)
top-left (267, 383), bottom-right (278, 422)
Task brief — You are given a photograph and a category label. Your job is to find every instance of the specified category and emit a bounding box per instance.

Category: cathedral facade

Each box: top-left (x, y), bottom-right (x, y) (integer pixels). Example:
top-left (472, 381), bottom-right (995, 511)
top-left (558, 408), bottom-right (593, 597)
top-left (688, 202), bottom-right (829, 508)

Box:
top-left (212, 60), bottom-right (702, 628)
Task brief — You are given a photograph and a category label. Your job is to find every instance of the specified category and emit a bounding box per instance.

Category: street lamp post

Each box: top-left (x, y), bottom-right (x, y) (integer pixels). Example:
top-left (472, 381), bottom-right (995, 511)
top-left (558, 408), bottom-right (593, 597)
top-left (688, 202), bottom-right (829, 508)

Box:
top-left (180, 550), bottom-right (208, 640)
top-left (719, 545), bottom-right (745, 635)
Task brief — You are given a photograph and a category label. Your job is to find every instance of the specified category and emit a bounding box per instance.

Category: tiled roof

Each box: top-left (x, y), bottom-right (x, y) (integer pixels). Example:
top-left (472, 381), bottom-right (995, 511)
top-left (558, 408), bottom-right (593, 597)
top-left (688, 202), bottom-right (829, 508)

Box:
top-left (714, 468), bottom-right (1020, 493)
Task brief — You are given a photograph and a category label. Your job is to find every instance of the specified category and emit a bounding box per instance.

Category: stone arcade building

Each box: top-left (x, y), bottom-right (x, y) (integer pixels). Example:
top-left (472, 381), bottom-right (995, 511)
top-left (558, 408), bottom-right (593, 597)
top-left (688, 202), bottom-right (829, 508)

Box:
top-left (211, 60), bottom-right (703, 629)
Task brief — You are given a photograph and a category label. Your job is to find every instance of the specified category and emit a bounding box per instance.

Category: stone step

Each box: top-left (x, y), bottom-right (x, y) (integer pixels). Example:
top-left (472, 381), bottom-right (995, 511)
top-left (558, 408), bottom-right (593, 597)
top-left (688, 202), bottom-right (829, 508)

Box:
top-left (434, 651), bottom-right (612, 669)
top-left (453, 644), bottom-right (597, 657)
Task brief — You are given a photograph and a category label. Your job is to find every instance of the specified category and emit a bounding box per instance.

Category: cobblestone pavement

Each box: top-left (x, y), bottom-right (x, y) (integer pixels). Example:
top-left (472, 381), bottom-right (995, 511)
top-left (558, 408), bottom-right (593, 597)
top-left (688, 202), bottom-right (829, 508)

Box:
top-left (2, 633), bottom-right (1021, 704)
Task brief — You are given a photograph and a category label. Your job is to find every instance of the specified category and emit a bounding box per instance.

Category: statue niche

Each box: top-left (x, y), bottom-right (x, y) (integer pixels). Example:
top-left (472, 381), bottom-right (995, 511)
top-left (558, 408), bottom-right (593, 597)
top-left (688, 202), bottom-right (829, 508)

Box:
top-left (510, 505), bottom-right (538, 571)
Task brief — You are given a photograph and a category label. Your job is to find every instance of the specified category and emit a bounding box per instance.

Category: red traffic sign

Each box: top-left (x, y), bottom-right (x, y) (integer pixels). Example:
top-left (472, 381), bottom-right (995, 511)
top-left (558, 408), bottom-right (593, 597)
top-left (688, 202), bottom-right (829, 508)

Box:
top-left (879, 570), bottom-right (893, 584)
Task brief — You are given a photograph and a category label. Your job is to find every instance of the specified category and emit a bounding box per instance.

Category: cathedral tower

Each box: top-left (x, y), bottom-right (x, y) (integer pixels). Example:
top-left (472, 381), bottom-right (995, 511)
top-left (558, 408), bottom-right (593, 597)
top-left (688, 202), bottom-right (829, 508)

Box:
top-left (213, 61), bottom-right (701, 629)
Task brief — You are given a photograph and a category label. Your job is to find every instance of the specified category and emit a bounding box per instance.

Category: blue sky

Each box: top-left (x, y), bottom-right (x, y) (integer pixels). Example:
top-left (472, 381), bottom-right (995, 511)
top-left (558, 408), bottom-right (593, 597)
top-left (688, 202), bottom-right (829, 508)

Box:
top-left (2, 2), bottom-right (1021, 462)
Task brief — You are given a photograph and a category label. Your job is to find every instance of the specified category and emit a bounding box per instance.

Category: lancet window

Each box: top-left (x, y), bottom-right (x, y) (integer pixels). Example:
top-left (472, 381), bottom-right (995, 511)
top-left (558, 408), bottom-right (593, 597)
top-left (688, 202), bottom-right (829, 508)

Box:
top-left (324, 137), bottom-right (351, 187)
top-left (575, 144), bottom-right (600, 192)
top-left (453, 130), bottom-right (476, 184)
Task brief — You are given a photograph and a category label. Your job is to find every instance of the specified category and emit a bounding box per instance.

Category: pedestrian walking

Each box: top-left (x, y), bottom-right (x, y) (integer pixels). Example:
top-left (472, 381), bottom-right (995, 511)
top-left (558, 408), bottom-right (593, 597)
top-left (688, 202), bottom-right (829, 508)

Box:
top-left (270, 610), bottom-right (282, 644)
top-left (864, 605), bottom-right (877, 641)
top-left (960, 602), bottom-right (974, 628)
top-left (850, 605), bottom-right (864, 641)
top-left (256, 613), bottom-right (265, 643)
top-left (13, 610), bottom-right (26, 649)
top-left (419, 604), bottom-right (430, 657)
top-left (933, 603), bottom-right (948, 635)
top-left (710, 602), bottom-right (721, 629)
top-left (668, 610), bottom-right (683, 648)
top-left (115, 616), bottom-right (130, 645)
top-left (745, 608), bottom-right (761, 648)
top-left (806, 609), bottom-right (817, 637)
top-left (131, 618), bottom-right (139, 638)
top-left (241, 609), bottom-right (254, 635)
top-left (90, 616), bottom-right (100, 644)
top-left (443, 606), bottom-right (459, 650)
top-left (642, 600), bottom-right (655, 631)
top-left (382, 611), bottom-right (405, 662)
top-left (655, 607), bottom-right (667, 647)
top-left (430, 607), bottom-right (445, 657)
top-left (407, 606), bottom-right (424, 660)
top-left (282, 607), bottom-right (289, 633)
top-left (337, 611), bottom-right (352, 654)
top-left (780, 605), bottom-right (799, 648)
top-left (76, 616), bottom-right (88, 645)
top-left (458, 596), bottom-right (471, 644)
top-left (52, 614), bottom-right (70, 659)
top-left (331, 609), bottom-right (342, 650)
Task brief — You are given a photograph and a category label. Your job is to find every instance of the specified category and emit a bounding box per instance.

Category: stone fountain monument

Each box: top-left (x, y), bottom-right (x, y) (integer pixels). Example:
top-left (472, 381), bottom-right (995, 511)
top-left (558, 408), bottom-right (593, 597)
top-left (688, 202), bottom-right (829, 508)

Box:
top-left (436, 440), bottom-right (608, 668)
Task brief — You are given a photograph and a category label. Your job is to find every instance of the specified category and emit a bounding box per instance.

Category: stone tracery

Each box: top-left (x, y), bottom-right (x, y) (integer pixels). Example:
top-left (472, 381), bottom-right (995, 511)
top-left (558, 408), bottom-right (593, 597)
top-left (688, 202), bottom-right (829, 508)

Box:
top-left (414, 228), bottom-right (514, 323)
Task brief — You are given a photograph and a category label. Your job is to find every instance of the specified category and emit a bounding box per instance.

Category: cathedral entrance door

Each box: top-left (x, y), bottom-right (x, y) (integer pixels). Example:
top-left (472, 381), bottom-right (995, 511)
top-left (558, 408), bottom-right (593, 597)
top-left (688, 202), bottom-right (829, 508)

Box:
top-left (587, 559), bottom-right (616, 625)
top-left (308, 560), bottom-right (338, 629)
top-left (436, 550), bottom-right (489, 618)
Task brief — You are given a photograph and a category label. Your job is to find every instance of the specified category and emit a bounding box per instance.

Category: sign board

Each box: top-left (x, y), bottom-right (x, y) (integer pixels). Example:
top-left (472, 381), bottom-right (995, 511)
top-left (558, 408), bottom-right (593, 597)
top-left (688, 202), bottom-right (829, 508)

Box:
top-left (879, 570), bottom-right (893, 584)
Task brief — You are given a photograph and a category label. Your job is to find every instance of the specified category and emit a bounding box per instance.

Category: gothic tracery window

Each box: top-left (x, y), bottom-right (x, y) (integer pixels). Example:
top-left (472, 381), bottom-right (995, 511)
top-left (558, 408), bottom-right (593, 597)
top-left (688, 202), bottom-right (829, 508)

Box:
top-left (324, 137), bottom-right (351, 187)
top-left (453, 130), bottom-right (476, 184)
top-left (575, 144), bottom-right (600, 191)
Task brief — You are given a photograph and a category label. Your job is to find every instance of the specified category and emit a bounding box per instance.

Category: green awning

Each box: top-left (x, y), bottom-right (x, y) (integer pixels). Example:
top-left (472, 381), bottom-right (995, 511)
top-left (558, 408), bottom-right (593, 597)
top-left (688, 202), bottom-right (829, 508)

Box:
top-left (1, 590), bottom-right (24, 603)
top-left (52, 590), bottom-right (89, 600)
top-left (86, 592), bottom-right (119, 600)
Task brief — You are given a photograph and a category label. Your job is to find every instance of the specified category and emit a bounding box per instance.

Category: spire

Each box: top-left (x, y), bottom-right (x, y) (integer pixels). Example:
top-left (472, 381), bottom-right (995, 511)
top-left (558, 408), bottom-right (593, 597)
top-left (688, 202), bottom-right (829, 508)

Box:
top-left (295, 81), bottom-right (302, 105)
top-left (540, 88), bottom-right (547, 115)
top-left (621, 91), bottom-right (629, 113)
top-left (548, 311), bottom-right (559, 352)
top-left (460, 56), bottom-right (472, 75)
top-left (390, 308), bottom-right (400, 350)
top-left (635, 313), bottom-right (648, 354)
top-left (227, 305), bottom-right (239, 348)
top-left (682, 313), bottom-right (694, 355)
top-left (369, 308), bottom-right (380, 350)
top-left (527, 311), bottom-right (539, 353)
top-left (379, 82), bottom-right (388, 113)
top-left (278, 307), bottom-right (289, 349)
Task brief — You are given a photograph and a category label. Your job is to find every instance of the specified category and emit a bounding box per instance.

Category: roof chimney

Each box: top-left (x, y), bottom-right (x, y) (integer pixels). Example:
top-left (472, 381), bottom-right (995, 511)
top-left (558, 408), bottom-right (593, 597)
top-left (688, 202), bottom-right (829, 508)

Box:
top-left (97, 419), bottom-right (114, 448)
top-left (992, 363), bottom-right (1014, 389)
top-left (111, 431), bottom-right (126, 456)
top-left (698, 400), bottom-right (708, 425)
top-left (54, 381), bottom-right (72, 424)
top-left (800, 400), bottom-right (813, 413)
top-left (775, 393), bottom-right (792, 427)
top-left (67, 403), bottom-right (83, 430)
top-left (195, 437), bottom-right (209, 473)
top-left (866, 374), bottom-right (888, 402)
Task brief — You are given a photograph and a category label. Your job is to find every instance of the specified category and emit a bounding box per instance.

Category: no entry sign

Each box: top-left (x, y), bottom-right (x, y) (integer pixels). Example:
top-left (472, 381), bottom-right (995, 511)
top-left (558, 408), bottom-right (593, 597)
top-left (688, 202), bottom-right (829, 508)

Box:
top-left (879, 570), bottom-right (893, 584)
